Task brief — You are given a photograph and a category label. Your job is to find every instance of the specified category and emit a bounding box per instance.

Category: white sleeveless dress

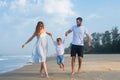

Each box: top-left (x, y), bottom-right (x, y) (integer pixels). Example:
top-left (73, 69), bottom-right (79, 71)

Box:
top-left (32, 32), bottom-right (48, 63)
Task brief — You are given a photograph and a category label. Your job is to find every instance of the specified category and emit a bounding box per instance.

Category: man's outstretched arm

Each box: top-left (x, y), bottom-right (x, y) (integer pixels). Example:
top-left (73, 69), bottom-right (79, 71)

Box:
top-left (65, 29), bottom-right (72, 36)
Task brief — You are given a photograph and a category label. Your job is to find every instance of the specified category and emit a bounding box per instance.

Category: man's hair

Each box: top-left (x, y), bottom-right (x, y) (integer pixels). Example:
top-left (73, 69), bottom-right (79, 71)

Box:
top-left (57, 38), bottom-right (62, 42)
top-left (76, 17), bottom-right (83, 22)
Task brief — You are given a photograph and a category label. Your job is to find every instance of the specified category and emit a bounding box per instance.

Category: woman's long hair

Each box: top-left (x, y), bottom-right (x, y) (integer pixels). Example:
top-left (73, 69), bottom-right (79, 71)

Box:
top-left (35, 21), bottom-right (44, 35)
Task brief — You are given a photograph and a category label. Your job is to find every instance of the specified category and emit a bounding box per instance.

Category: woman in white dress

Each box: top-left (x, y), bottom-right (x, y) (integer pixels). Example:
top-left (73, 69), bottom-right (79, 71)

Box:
top-left (22, 21), bottom-right (52, 78)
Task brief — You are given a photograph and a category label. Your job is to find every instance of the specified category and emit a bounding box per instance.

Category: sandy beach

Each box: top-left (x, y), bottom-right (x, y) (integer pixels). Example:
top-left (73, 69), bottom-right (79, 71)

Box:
top-left (0, 54), bottom-right (120, 80)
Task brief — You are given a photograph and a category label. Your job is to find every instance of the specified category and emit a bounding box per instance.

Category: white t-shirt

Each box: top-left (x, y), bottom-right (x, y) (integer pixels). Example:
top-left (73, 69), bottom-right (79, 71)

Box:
top-left (70, 25), bottom-right (89, 46)
top-left (53, 38), bottom-right (66, 56)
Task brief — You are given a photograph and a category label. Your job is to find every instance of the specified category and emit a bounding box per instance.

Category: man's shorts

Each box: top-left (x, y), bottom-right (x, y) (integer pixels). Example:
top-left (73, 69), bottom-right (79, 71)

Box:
top-left (71, 44), bottom-right (84, 57)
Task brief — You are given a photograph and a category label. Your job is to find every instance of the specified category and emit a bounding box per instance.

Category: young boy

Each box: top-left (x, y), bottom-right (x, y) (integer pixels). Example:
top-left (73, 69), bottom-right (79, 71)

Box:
top-left (50, 35), bottom-right (66, 71)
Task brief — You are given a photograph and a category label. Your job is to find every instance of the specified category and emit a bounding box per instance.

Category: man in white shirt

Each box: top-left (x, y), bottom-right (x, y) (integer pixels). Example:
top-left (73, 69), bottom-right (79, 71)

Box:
top-left (65, 17), bottom-right (91, 75)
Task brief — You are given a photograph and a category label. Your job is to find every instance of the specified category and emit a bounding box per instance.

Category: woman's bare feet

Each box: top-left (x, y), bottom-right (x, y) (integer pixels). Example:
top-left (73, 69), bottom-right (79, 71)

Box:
top-left (40, 73), bottom-right (44, 77)
top-left (40, 72), bottom-right (49, 78)
top-left (45, 74), bottom-right (49, 78)
top-left (71, 72), bottom-right (75, 76)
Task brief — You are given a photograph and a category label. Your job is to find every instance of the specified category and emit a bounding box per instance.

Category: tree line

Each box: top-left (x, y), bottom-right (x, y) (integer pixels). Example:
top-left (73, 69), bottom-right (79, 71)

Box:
top-left (65, 27), bottom-right (120, 54)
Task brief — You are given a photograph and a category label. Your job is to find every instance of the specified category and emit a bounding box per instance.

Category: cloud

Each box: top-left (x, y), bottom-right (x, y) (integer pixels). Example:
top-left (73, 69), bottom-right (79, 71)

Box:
top-left (18, 0), bottom-right (26, 6)
top-left (8, 0), bottom-right (76, 18)
top-left (43, 0), bottom-right (75, 16)
top-left (0, 0), bottom-right (78, 54)
top-left (0, 0), bottom-right (77, 36)
top-left (43, 0), bottom-right (77, 25)
top-left (0, 0), bottom-right (7, 7)
top-left (86, 13), bottom-right (102, 21)
top-left (2, 0), bottom-right (76, 23)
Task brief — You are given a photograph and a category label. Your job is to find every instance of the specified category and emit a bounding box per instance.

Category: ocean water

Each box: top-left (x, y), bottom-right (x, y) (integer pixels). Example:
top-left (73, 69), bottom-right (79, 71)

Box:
top-left (0, 54), bottom-right (31, 74)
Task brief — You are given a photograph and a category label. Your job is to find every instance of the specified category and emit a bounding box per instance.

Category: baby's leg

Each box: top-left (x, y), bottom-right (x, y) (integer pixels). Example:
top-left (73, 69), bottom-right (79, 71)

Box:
top-left (58, 64), bottom-right (62, 69)
top-left (61, 55), bottom-right (65, 71)
top-left (62, 63), bottom-right (65, 71)
top-left (57, 56), bottom-right (62, 69)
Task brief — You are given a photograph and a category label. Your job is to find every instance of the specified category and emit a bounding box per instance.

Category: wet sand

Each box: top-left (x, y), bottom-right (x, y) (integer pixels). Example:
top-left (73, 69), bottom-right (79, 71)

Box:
top-left (0, 54), bottom-right (120, 80)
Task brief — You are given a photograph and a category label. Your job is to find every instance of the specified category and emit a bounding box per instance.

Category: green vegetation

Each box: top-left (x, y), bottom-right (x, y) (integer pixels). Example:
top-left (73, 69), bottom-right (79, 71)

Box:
top-left (65, 27), bottom-right (120, 54)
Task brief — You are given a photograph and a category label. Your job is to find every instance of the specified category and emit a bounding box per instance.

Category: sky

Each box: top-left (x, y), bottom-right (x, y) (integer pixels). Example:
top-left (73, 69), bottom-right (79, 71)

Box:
top-left (0, 0), bottom-right (120, 55)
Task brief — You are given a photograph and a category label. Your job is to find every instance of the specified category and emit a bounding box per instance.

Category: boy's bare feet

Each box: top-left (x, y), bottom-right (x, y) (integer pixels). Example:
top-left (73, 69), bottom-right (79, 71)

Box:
top-left (63, 67), bottom-right (65, 71)
top-left (62, 65), bottom-right (65, 71)
top-left (61, 63), bottom-right (65, 71)
top-left (59, 64), bottom-right (62, 69)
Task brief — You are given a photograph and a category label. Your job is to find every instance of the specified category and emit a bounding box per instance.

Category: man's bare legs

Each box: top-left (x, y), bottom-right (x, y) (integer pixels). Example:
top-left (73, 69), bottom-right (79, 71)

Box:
top-left (71, 56), bottom-right (76, 75)
top-left (77, 57), bottom-right (83, 74)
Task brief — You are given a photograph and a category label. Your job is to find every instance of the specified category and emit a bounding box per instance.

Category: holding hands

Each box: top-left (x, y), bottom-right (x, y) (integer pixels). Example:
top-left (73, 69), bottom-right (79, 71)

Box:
top-left (65, 32), bottom-right (68, 37)
top-left (22, 44), bottom-right (25, 48)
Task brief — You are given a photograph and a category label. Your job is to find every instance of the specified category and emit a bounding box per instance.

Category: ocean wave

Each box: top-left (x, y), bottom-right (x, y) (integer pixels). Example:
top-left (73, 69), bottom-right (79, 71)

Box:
top-left (0, 58), bottom-right (8, 61)
top-left (0, 55), bottom-right (30, 74)
top-left (1, 55), bottom-right (31, 58)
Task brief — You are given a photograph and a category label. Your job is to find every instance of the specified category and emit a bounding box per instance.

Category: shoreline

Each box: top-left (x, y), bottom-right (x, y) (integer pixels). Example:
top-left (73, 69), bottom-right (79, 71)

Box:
top-left (0, 54), bottom-right (120, 80)
top-left (0, 55), bottom-right (56, 74)
top-left (0, 54), bottom-right (120, 74)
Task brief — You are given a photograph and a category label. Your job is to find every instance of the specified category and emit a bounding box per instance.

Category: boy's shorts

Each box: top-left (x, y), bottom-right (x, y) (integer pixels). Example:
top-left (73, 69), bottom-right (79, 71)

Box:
top-left (56, 55), bottom-right (64, 65)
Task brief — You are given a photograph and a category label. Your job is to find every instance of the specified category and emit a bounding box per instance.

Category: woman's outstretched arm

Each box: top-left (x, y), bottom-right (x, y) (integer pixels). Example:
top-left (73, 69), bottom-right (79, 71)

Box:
top-left (22, 32), bottom-right (36, 48)
top-left (45, 30), bottom-right (52, 36)
top-left (45, 29), bottom-right (57, 46)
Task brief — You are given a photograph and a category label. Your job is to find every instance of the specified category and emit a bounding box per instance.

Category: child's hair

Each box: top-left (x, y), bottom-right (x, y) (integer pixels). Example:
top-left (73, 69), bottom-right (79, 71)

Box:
top-left (57, 38), bottom-right (62, 42)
